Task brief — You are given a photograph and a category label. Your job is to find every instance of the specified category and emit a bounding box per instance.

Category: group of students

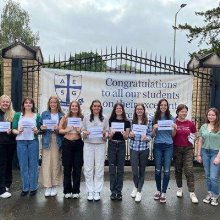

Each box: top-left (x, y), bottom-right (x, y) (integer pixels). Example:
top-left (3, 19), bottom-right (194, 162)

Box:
top-left (0, 95), bottom-right (220, 206)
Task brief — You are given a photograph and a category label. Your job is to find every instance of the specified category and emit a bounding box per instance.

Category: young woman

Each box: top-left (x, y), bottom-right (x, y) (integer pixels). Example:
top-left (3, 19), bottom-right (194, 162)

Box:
top-left (59, 100), bottom-right (84, 199)
top-left (151, 99), bottom-right (176, 203)
top-left (81, 99), bottom-right (109, 201)
top-left (197, 108), bottom-right (220, 206)
top-left (12, 97), bottom-right (41, 196)
top-left (0, 95), bottom-right (16, 199)
top-left (173, 104), bottom-right (198, 203)
top-left (39, 96), bottom-right (64, 197)
top-left (108, 103), bottom-right (130, 201)
top-left (129, 103), bottom-right (151, 202)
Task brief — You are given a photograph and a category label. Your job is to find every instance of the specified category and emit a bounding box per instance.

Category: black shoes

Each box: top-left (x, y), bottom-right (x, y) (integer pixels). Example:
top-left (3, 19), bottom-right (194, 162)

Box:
top-left (30, 190), bottom-right (37, 196)
top-left (116, 193), bottom-right (122, 201)
top-left (20, 191), bottom-right (29, 197)
top-left (110, 193), bottom-right (117, 200)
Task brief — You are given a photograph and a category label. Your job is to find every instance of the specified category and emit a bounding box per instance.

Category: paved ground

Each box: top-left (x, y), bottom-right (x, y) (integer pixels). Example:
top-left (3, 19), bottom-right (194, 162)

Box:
top-left (1, 167), bottom-right (220, 220)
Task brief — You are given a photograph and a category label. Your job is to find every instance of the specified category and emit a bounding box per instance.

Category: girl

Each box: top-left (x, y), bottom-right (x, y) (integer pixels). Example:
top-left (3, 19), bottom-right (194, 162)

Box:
top-left (108, 103), bottom-right (130, 201)
top-left (12, 97), bottom-right (41, 196)
top-left (81, 99), bottom-right (109, 201)
top-left (173, 104), bottom-right (198, 203)
top-left (197, 108), bottom-right (220, 206)
top-left (151, 99), bottom-right (176, 203)
top-left (39, 96), bottom-right (64, 197)
top-left (129, 103), bottom-right (151, 202)
top-left (59, 100), bottom-right (84, 199)
top-left (0, 95), bottom-right (16, 198)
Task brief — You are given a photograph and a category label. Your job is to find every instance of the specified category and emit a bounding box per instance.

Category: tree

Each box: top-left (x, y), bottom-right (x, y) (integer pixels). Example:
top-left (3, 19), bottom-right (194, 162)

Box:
top-left (0, 0), bottom-right (39, 52)
top-left (69, 52), bottom-right (107, 72)
top-left (178, 4), bottom-right (220, 55)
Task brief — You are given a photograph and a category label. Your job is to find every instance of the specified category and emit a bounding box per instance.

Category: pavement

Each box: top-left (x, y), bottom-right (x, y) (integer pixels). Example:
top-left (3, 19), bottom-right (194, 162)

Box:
top-left (1, 167), bottom-right (220, 220)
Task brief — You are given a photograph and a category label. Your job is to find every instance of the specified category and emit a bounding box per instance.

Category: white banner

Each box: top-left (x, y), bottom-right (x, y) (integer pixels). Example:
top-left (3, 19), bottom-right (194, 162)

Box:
top-left (40, 68), bottom-right (193, 119)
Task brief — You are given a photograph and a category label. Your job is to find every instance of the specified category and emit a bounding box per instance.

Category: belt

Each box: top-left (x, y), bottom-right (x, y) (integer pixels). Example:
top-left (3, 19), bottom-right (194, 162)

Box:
top-left (110, 139), bottom-right (125, 143)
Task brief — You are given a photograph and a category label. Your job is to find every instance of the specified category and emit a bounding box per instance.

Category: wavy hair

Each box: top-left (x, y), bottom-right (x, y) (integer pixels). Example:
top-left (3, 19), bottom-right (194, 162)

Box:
top-left (0, 95), bottom-right (15, 121)
top-left (47, 95), bottom-right (64, 114)
top-left (89, 99), bottom-right (104, 122)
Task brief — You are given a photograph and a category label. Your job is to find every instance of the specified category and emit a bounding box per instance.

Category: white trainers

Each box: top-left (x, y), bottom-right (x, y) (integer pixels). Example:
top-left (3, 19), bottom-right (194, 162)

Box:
top-left (87, 192), bottom-right (94, 201)
top-left (64, 193), bottom-right (72, 199)
top-left (203, 193), bottom-right (212, 204)
top-left (131, 188), bottom-right (137, 198)
top-left (50, 187), bottom-right (57, 196)
top-left (176, 188), bottom-right (183, 197)
top-left (94, 192), bottom-right (100, 201)
top-left (72, 193), bottom-right (80, 199)
top-left (190, 192), bottom-right (198, 204)
top-left (0, 192), bottom-right (12, 198)
top-left (211, 197), bottom-right (218, 206)
top-left (135, 192), bottom-right (142, 202)
top-left (44, 188), bottom-right (51, 197)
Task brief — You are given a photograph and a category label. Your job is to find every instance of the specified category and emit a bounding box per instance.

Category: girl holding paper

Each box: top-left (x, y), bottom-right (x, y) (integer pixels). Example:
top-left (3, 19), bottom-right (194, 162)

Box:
top-left (0, 95), bottom-right (16, 199)
top-left (59, 100), bottom-right (84, 199)
top-left (173, 104), bottom-right (198, 203)
top-left (129, 103), bottom-right (151, 202)
top-left (39, 96), bottom-right (64, 197)
top-left (151, 99), bottom-right (176, 203)
top-left (81, 99), bottom-right (109, 201)
top-left (197, 108), bottom-right (220, 206)
top-left (12, 97), bottom-right (41, 196)
top-left (108, 103), bottom-right (130, 201)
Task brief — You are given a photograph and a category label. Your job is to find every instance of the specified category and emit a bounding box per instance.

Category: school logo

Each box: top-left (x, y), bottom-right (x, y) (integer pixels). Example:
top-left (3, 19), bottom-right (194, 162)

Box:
top-left (54, 74), bottom-right (82, 106)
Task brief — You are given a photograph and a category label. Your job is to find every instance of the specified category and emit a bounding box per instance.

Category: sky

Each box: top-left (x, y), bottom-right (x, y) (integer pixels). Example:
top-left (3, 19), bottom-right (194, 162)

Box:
top-left (0, 0), bottom-right (218, 63)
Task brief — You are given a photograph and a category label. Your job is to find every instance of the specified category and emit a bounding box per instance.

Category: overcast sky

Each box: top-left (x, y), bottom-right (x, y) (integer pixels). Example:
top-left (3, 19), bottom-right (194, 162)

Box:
top-left (0, 0), bottom-right (218, 63)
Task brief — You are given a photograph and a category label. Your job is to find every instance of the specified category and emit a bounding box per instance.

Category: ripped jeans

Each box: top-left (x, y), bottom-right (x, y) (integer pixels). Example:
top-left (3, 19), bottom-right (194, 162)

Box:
top-left (153, 143), bottom-right (173, 193)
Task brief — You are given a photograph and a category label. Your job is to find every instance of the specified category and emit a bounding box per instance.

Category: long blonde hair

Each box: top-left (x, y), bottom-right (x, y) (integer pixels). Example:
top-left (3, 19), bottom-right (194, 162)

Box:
top-left (0, 95), bottom-right (15, 122)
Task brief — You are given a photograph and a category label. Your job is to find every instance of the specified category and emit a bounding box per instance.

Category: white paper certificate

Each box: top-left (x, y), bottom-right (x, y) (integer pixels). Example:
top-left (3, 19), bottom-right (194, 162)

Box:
top-left (88, 127), bottom-right (103, 138)
top-left (111, 122), bottom-right (124, 132)
top-left (43, 119), bottom-right (58, 129)
top-left (22, 119), bottom-right (35, 128)
top-left (158, 120), bottom-right (173, 131)
top-left (67, 117), bottom-right (81, 128)
top-left (0, 122), bottom-right (11, 132)
top-left (132, 124), bottom-right (147, 135)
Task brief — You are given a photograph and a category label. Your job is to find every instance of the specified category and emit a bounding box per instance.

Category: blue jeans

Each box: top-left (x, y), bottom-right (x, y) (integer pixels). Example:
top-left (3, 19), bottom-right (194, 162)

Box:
top-left (108, 140), bottom-right (126, 194)
top-left (17, 139), bottom-right (39, 192)
top-left (202, 148), bottom-right (220, 197)
top-left (154, 143), bottom-right (173, 193)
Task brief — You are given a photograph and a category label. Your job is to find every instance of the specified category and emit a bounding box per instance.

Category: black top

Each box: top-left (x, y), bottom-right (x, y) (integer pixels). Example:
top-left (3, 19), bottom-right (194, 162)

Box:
top-left (0, 109), bottom-right (16, 145)
top-left (109, 118), bottom-right (131, 141)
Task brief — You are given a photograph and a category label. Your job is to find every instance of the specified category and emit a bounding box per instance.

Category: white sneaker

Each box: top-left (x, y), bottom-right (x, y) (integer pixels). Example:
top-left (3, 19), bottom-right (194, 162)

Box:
top-left (50, 187), bottom-right (57, 196)
top-left (0, 192), bottom-right (12, 198)
top-left (64, 193), bottom-right (72, 199)
top-left (135, 192), bottom-right (142, 202)
top-left (211, 197), bottom-right (218, 206)
top-left (72, 193), bottom-right (80, 199)
top-left (190, 192), bottom-right (198, 204)
top-left (44, 188), bottom-right (51, 197)
top-left (87, 192), bottom-right (94, 201)
top-left (203, 193), bottom-right (212, 204)
top-left (131, 188), bottom-right (137, 198)
top-left (94, 192), bottom-right (100, 201)
top-left (176, 188), bottom-right (183, 197)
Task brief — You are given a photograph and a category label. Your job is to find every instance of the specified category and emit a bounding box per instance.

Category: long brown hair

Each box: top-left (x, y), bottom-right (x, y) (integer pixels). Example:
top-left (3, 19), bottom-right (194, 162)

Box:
top-left (132, 103), bottom-right (148, 125)
top-left (67, 100), bottom-right (83, 119)
top-left (89, 99), bottom-right (104, 122)
top-left (109, 102), bottom-right (128, 121)
top-left (153, 99), bottom-right (171, 125)
top-left (206, 108), bottom-right (220, 133)
top-left (47, 95), bottom-right (63, 114)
